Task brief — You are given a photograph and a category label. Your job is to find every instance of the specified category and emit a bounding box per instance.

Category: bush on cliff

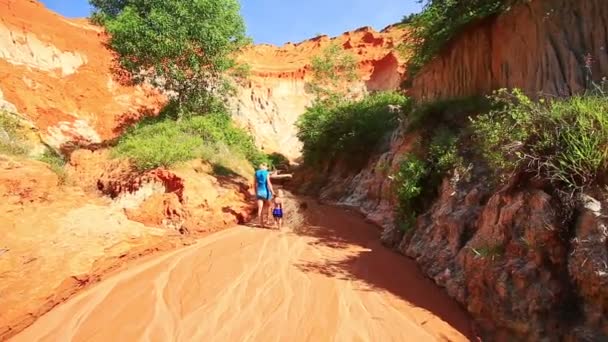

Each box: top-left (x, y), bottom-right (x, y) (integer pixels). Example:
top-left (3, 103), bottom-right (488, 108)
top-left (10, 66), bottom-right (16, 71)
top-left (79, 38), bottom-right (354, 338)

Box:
top-left (91, 1), bottom-right (268, 174)
top-left (471, 88), bottom-right (608, 192)
top-left (407, 95), bottom-right (492, 131)
top-left (393, 126), bottom-right (463, 233)
top-left (113, 110), bottom-right (268, 174)
top-left (296, 91), bottom-right (410, 166)
top-left (90, 0), bottom-right (250, 115)
top-left (394, 154), bottom-right (429, 232)
top-left (0, 111), bottom-right (29, 156)
top-left (37, 149), bottom-right (67, 184)
top-left (307, 43), bottom-right (358, 102)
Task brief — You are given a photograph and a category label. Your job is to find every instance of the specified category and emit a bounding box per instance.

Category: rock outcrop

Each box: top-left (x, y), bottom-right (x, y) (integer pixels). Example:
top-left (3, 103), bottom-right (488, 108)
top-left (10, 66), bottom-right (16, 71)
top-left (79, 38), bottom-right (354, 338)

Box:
top-left (410, 0), bottom-right (608, 102)
top-left (402, 177), bottom-right (575, 340)
top-left (297, 130), bottom-right (608, 339)
top-left (67, 149), bottom-right (254, 233)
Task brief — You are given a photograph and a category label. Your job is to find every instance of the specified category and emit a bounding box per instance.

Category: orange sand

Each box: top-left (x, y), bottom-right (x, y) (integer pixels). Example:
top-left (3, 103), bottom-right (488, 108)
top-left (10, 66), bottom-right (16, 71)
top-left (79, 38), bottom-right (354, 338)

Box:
top-left (11, 198), bottom-right (474, 342)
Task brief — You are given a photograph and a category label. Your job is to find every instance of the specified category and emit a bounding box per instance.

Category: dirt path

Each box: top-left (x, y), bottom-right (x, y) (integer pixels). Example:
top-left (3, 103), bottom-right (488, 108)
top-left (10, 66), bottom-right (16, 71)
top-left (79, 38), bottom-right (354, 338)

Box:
top-left (11, 197), bottom-right (474, 342)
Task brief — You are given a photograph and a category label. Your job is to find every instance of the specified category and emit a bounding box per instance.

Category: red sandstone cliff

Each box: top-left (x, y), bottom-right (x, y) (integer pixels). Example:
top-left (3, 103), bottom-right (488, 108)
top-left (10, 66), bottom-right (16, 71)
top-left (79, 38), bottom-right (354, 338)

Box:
top-left (0, 0), bottom-right (164, 152)
top-left (232, 26), bottom-right (408, 161)
top-left (410, 0), bottom-right (608, 102)
top-left (0, 2), bottom-right (249, 338)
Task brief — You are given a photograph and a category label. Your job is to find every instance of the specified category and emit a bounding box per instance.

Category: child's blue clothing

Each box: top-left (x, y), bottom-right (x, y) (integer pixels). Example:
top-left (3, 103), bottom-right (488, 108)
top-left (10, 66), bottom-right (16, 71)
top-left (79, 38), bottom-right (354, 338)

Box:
top-left (272, 207), bottom-right (283, 218)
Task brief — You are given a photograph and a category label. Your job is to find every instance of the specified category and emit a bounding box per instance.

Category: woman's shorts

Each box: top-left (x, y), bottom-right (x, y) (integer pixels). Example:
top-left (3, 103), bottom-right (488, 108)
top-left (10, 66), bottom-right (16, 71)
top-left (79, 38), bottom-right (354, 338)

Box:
top-left (272, 208), bottom-right (283, 218)
top-left (256, 190), bottom-right (272, 201)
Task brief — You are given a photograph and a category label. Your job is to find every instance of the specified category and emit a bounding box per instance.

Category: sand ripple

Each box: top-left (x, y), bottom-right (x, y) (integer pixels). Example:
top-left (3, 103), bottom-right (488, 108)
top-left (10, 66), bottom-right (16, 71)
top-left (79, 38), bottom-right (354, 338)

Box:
top-left (12, 200), bottom-right (473, 342)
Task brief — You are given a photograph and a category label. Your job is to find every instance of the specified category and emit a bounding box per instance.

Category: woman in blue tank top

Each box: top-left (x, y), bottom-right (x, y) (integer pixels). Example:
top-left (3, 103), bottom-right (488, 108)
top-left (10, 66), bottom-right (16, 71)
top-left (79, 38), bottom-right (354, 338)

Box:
top-left (254, 163), bottom-right (274, 227)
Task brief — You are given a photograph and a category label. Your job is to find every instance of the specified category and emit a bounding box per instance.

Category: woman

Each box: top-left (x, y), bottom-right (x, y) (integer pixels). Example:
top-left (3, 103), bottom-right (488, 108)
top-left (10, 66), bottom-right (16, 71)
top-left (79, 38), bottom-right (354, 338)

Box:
top-left (254, 163), bottom-right (274, 227)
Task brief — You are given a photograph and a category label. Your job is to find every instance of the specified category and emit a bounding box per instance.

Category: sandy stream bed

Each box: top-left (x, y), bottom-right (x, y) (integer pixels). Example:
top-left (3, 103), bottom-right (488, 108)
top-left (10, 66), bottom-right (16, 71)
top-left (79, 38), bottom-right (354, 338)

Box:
top-left (10, 196), bottom-right (474, 342)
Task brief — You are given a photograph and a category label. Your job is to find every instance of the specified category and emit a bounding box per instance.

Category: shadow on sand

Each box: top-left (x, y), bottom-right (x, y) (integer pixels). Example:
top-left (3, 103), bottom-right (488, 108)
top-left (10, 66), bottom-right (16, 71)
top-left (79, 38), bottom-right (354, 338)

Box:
top-left (284, 194), bottom-right (476, 340)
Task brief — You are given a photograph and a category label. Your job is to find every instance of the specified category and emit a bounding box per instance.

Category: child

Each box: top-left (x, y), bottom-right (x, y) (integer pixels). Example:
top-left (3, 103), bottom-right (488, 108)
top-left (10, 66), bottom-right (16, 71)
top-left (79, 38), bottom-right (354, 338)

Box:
top-left (272, 189), bottom-right (284, 230)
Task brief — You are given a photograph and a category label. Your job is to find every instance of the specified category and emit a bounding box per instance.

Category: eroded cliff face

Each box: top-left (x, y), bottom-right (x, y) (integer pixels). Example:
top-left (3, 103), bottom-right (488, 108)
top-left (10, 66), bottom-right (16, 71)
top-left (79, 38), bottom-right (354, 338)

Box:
top-left (411, 0), bottom-right (608, 102)
top-left (232, 26), bottom-right (408, 161)
top-left (0, 0), bottom-right (164, 153)
top-left (296, 124), bottom-right (608, 339)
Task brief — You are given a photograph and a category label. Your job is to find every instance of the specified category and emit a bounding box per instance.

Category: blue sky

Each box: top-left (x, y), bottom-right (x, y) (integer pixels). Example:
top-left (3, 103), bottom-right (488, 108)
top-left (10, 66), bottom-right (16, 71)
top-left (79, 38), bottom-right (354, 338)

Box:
top-left (40, 0), bottom-right (421, 45)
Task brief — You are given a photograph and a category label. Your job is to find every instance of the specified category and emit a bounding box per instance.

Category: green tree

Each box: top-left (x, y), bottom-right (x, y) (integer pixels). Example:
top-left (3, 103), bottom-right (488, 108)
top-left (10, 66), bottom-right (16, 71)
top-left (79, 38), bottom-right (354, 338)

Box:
top-left (307, 43), bottom-right (358, 103)
top-left (90, 0), bottom-right (249, 116)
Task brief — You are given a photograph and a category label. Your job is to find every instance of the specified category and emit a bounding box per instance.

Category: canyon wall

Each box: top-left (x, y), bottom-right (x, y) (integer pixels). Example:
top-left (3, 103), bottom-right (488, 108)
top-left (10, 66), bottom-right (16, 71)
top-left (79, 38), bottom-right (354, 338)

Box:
top-left (0, 2), bottom-right (249, 337)
top-left (232, 26), bottom-right (408, 161)
top-left (411, 0), bottom-right (608, 102)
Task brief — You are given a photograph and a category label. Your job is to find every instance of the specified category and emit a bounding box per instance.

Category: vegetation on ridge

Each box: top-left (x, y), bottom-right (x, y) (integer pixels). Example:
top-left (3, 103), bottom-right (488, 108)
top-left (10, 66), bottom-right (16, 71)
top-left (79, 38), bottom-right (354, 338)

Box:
top-left (0, 111), bottom-right (30, 156)
top-left (0, 111), bottom-right (68, 181)
top-left (471, 87), bottom-right (608, 192)
top-left (91, 0), bottom-right (270, 173)
top-left (37, 149), bottom-right (67, 184)
top-left (297, 91), bottom-right (410, 166)
top-left (394, 126), bottom-right (463, 233)
top-left (113, 111), bottom-right (269, 175)
top-left (392, 85), bottom-right (608, 235)
top-left (307, 43), bottom-right (358, 103)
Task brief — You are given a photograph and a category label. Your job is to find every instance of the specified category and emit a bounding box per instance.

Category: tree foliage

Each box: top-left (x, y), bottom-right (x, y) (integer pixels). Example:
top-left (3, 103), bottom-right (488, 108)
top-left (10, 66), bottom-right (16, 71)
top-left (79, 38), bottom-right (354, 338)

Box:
top-left (296, 91), bottom-right (409, 166)
top-left (307, 43), bottom-right (358, 103)
top-left (90, 0), bottom-right (249, 115)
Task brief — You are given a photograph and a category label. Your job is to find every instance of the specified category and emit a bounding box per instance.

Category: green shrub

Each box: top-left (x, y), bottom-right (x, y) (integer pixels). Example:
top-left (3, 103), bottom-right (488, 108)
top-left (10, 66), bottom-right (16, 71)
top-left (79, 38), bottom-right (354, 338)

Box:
top-left (38, 149), bottom-right (67, 184)
top-left (307, 43), bottom-right (358, 101)
top-left (469, 89), bottom-right (533, 177)
top-left (297, 91), bottom-right (411, 166)
top-left (267, 152), bottom-right (290, 170)
top-left (113, 111), bottom-right (268, 174)
top-left (0, 111), bottom-right (29, 156)
top-left (471, 88), bottom-right (608, 191)
top-left (392, 130), bottom-right (464, 234)
top-left (113, 119), bottom-right (200, 170)
top-left (429, 127), bottom-right (462, 172)
top-left (1, 112), bottom-right (68, 183)
top-left (393, 154), bottom-right (429, 233)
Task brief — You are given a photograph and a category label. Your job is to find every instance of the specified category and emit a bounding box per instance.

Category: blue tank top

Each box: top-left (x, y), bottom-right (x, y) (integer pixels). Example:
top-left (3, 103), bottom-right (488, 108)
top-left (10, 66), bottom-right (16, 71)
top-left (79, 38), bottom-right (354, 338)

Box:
top-left (255, 169), bottom-right (271, 199)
